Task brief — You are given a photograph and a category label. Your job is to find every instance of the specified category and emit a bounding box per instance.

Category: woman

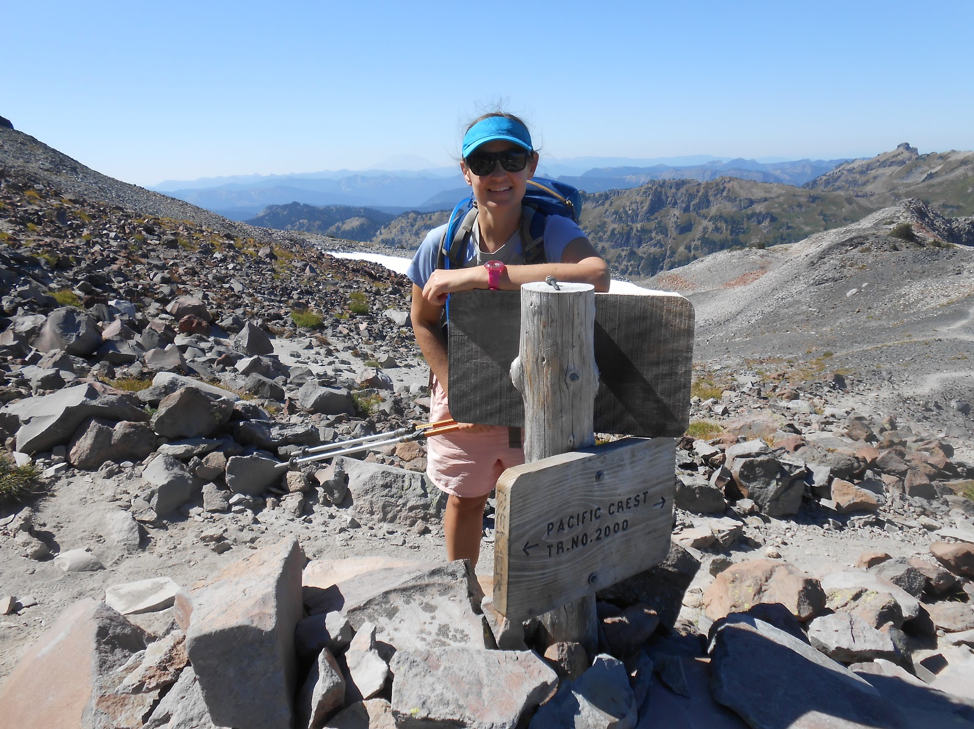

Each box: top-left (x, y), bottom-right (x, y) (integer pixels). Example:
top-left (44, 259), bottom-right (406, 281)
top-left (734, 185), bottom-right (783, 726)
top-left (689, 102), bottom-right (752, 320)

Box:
top-left (406, 112), bottom-right (609, 568)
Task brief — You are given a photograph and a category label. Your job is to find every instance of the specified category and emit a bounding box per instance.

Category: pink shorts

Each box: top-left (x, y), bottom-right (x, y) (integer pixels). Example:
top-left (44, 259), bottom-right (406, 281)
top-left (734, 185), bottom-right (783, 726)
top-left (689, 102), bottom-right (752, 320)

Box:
top-left (426, 379), bottom-right (525, 499)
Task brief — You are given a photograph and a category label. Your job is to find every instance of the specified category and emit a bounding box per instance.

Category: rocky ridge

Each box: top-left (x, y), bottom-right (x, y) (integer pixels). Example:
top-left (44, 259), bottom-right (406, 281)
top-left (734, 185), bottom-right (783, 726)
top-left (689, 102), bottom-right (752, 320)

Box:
top-left (0, 130), bottom-right (973, 727)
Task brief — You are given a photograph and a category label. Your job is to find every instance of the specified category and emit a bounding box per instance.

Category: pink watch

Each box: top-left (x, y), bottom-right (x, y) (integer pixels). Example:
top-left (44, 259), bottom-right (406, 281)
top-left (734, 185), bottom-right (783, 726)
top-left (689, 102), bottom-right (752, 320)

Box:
top-left (485, 260), bottom-right (505, 290)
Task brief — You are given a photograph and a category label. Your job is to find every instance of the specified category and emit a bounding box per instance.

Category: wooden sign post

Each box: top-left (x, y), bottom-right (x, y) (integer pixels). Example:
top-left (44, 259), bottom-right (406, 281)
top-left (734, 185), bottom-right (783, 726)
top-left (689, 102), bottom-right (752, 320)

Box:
top-left (447, 284), bottom-right (693, 649)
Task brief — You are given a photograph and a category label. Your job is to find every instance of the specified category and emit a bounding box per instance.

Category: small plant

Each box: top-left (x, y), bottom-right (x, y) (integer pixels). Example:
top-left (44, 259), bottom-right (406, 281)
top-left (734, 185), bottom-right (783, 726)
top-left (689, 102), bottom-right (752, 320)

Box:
top-left (39, 251), bottom-right (59, 268)
top-left (51, 289), bottom-right (82, 308)
top-left (364, 359), bottom-right (380, 368)
top-left (686, 420), bottom-right (723, 439)
top-left (349, 291), bottom-right (369, 316)
top-left (24, 189), bottom-right (41, 200)
top-left (177, 238), bottom-right (196, 251)
top-left (26, 222), bottom-right (39, 233)
top-left (78, 210), bottom-right (91, 223)
top-left (691, 379), bottom-right (723, 401)
top-left (352, 391), bottom-right (383, 416)
top-left (104, 377), bottom-right (152, 392)
top-left (889, 222), bottom-right (917, 242)
top-left (0, 453), bottom-right (41, 506)
top-left (958, 481), bottom-right (974, 502)
top-left (290, 308), bottom-right (324, 329)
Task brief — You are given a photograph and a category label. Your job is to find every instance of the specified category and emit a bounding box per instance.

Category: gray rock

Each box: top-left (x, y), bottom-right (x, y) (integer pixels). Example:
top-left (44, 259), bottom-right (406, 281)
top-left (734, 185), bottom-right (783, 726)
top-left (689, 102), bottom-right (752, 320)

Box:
top-left (195, 450), bottom-right (227, 479)
top-left (233, 420), bottom-right (318, 450)
top-left (226, 453), bottom-right (283, 496)
top-left (32, 307), bottom-right (101, 355)
top-left (4, 383), bottom-right (147, 454)
top-left (68, 417), bottom-right (156, 470)
top-left (295, 647), bottom-right (345, 729)
top-left (852, 659), bottom-right (974, 729)
top-left (166, 295), bottom-right (212, 322)
top-left (174, 537), bottom-right (304, 729)
top-left (202, 482), bottom-right (230, 512)
top-left (105, 577), bottom-right (180, 615)
top-left (821, 570), bottom-right (921, 622)
top-left (731, 455), bottom-right (803, 517)
top-left (339, 456), bottom-right (444, 527)
top-left (675, 474), bottom-right (727, 514)
top-left (529, 654), bottom-right (636, 729)
top-left (102, 508), bottom-right (142, 552)
top-left (96, 339), bottom-right (141, 364)
top-left (393, 646), bottom-right (559, 729)
top-left (144, 345), bottom-right (189, 373)
top-left (143, 666), bottom-right (225, 729)
top-left (151, 387), bottom-right (235, 439)
top-left (383, 309), bottom-right (410, 327)
top-left (142, 372), bottom-right (241, 403)
top-left (709, 615), bottom-right (907, 729)
top-left (807, 612), bottom-right (899, 663)
top-left (142, 453), bottom-right (197, 517)
top-left (233, 321), bottom-right (274, 356)
top-left (296, 382), bottom-right (355, 415)
top-left (868, 559), bottom-right (927, 598)
top-left (344, 622), bottom-right (389, 702)
top-left (242, 373), bottom-right (284, 400)
top-left (54, 547), bottom-right (105, 573)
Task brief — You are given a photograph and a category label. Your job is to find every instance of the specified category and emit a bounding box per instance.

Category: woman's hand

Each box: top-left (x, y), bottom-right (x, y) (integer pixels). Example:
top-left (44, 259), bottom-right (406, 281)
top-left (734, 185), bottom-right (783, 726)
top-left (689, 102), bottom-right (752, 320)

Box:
top-left (422, 268), bottom-right (485, 305)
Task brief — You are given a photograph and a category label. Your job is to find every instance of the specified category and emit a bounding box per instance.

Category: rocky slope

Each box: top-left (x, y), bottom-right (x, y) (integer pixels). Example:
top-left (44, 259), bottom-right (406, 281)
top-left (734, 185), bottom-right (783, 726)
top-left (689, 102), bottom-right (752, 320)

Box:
top-left (247, 203), bottom-right (397, 242)
top-left (807, 143), bottom-right (974, 216)
top-left (0, 127), bottom-right (973, 728)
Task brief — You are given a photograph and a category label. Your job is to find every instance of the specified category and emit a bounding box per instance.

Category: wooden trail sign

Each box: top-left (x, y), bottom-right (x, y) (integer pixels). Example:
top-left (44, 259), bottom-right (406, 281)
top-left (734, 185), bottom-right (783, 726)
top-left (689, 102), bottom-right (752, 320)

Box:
top-left (447, 289), bottom-right (694, 438)
top-left (493, 437), bottom-right (675, 618)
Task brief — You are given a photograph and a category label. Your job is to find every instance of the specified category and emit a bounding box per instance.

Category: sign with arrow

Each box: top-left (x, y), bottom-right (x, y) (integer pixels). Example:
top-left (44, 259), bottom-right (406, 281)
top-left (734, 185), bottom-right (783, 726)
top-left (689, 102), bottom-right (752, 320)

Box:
top-left (493, 437), bottom-right (675, 618)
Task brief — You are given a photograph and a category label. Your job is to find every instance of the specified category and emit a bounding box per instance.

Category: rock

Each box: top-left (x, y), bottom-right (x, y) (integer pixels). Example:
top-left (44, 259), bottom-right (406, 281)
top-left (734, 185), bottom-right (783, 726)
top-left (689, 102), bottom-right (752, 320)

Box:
top-left (166, 295), bottom-right (212, 322)
top-left (295, 647), bottom-right (345, 729)
top-left (930, 541), bottom-right (974, 578)
top-left (343, 622), bottom-right (389, 702)
top-left (68, 417), bottom-right (156, 470)
top-left (296, 383), bottom-right (355, 415)
top-left (542, 641), bottom-right (589, 681)
top-left (908, 556), bottom-right (961, 595)
top-left (233, 321), bottom-right (274, 356)
top-left (201, 482), bottom-right (230, 512)
top-left (730, 455), bottom-right (803, 517)
top-left (151, 387), bottom-right (234, 439)
top-left (142, 453), bottom-right (197, 517)
top-left (709, 615), bottom-right (907, 729)
top-left (144, 344), bottom-right (189, 373)
top-left (0, 599), bottom-right (147, 729)
top-left (926, 602), bottom-right (974, 633)
top-left (143, 665), bottom-right (224, 729)
top-left (102, 508), bottom-right (142, 552)
top-left (286, 470), bottom-right (310, 493)
top-left (807, 612), bottom-right (899, 663)
top-left (675, 474), bottom-right (727, 514)
top-left (54, 547), bottom-right (105, 572)
top-left (868, 559), bottom-right (927, 598)
top-left (855, 551), bottom-right (891, 569)
top-left (226, 453), bottom-right (283, 496)
top-left (116, 630), bottom-right (188, 694)
top-left (339, 456), bottom-right (444, 527)
top-left (303, 559), bottom-right (485, 652)
top-left (32, 306), bottom-right (101, 355)
top-left (325, 698), bottom-right (399, 729)
top-left (174, 537), bottom-right (304, 729)
top-left (295, 613), bottom-right (354, 666)
top-left (831, 478), bottom-right (881, 513)
top-left (143, 372), bottom-right (241, 402)
top-left (851, 659), bottom-right (974, 728)
top-left (821, 570), bottom-right (921, 624)
top-left (641, 652), bottom-right (749, 728)
top-left (4, 382), bottom-right (147, 454)
top-left (596, 541), bottom-right (700, 630)
top-left (528, 654), bottom-right (636, 729)
top-left (481, 595), bottom-right (527, 651)
top-left (392, 646), bottom-right (559, 729)
top-left (243, 373), bottom-right (285, 400)
top-left (195, 450), bottom-right (227, 480)
top-left (106, 577), bottom-right (181, 615)
top-left (601, 604), bottom-right (660, 658)
top-left (703, 559), bottom-right (825, 622)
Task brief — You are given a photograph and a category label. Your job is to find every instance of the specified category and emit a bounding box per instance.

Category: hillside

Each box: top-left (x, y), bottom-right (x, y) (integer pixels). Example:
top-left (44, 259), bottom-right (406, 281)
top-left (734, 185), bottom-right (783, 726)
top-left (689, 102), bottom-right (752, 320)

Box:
top-left (247, 203), bottom-right (397, 242)
top-left (807, 143), bottom-right (974, 216)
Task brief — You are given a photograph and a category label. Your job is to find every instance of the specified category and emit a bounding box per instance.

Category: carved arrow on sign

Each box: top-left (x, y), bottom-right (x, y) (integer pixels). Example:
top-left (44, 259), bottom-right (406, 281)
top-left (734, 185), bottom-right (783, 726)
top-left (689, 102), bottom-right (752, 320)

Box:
top-left (522, 541), bottom-right (539, 557)
top-left (653, 497), bottom-right (667, 509)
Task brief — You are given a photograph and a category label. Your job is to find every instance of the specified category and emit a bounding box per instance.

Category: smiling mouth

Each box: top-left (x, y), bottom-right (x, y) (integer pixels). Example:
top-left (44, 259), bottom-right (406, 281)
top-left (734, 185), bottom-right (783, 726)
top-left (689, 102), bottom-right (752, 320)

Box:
top-left (489, 186), bottom-right (512, 193)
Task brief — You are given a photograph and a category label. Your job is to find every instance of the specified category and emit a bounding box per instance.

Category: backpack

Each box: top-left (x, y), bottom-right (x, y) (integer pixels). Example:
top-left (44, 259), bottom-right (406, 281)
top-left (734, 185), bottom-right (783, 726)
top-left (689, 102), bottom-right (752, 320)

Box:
top-left (436, 177), bottom-right (583, 270)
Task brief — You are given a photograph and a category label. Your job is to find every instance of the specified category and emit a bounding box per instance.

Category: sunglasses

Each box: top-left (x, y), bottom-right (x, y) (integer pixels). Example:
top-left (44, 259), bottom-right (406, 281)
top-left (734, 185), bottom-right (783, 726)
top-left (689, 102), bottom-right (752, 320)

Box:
top-left (464, 149), bottom-right (532, 177)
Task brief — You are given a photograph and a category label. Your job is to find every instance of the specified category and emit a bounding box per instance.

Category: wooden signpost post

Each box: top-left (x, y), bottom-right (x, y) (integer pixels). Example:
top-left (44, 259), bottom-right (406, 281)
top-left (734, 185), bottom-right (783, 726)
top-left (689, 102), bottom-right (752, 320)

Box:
top-left (448, 283), bottom-right (695, 646)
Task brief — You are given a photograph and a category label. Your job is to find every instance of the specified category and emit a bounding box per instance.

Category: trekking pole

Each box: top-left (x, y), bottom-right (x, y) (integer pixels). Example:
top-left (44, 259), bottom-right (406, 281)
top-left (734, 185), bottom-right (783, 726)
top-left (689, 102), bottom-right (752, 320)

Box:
top-left (277, 419), bottom-right (460, 469)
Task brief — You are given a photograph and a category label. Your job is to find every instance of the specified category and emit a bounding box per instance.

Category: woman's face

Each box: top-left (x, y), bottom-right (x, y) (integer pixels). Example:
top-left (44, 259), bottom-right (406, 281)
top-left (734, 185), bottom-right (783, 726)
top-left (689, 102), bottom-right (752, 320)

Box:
top-left (461, 140), bottom-right (539, 215)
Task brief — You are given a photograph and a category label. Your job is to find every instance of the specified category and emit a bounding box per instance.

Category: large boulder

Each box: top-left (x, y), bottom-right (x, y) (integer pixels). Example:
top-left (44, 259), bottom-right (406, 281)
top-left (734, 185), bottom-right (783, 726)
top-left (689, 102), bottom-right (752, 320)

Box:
top-left (68, 418), bottom-right (156, 470)
top-left (528, 654), bottom-right (636, 729)
top-left (338, 456), bottom-right (445, 527)
top-left (232, 321), bottom-right (274, 356)
top-left (32, 307), bottom-right (102, 355)
top-left (3, 383), bottom-right (148, 454)
top-left (703, 559), bottom-right (826, 622)
top-left (142, 453), bottom-right (197, 517)
top-left (295, 382), bottom-right (355, 415)
top-left (150, 387), bottom-right (234, 439)
top-left (174, 537), bottom-right (304, 729)
top-left (0, 599), bottom-right (148, 729)
top-left (730, 455), bottom-right (803, 517)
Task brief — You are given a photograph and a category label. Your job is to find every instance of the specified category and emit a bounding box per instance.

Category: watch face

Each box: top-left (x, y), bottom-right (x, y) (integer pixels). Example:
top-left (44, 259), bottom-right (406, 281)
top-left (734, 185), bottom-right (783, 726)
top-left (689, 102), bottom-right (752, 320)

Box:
top-left (486, 260), bottom-right (504, 271)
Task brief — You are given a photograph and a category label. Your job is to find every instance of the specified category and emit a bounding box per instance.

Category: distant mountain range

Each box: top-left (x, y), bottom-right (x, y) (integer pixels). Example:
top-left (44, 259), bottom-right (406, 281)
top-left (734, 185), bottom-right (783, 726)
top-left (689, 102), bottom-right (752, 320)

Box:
top-left (155, 156), bottom-right (849, 221)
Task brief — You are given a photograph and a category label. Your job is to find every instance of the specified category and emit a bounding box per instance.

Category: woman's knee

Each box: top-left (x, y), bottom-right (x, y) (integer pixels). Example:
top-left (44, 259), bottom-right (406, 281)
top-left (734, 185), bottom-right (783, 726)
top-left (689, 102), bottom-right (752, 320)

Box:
top-left (447, 493), bottom-right (489, 515)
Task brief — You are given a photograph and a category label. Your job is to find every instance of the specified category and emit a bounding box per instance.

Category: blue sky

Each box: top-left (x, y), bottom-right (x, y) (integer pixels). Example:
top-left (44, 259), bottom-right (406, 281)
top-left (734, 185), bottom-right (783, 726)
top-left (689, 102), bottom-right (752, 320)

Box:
top-left (4, 0), bottom-right (972, 187)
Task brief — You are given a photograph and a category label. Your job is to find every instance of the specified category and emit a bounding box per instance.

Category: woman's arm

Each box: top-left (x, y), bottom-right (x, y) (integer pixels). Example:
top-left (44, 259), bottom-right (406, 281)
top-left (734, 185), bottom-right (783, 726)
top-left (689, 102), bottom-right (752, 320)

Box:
top-left (410, 284), bottom-right (450, 396)
top-left (421, 237), bottom-right (610, 304)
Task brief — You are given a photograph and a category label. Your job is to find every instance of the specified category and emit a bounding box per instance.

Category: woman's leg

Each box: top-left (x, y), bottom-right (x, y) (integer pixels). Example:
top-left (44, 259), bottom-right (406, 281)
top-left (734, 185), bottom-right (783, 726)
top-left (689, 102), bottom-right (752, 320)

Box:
top-left (443, 492), bottom-right (491, 569)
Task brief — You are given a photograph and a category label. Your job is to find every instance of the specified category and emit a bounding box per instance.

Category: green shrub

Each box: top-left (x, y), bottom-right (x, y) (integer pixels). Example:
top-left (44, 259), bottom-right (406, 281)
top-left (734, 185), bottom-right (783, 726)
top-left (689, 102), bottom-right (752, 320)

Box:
top-left (686, 420), bottom-right (723, 439)
top-left (960, 481), bottom-right (974, 502)
top-left (352, 391), bottom-right (383, 416)
top-left (889, 222), bottom-right (917, 242)
top-left (290, 308), bottom-right (324, 329)
top-left (691, 379), bottom-right (724, 401)
top-left (349, 291), bottom-right (369, 316)
top-left (0, 453), bottom-right (41, 506)
top-left (51, 289), bottom-right (82, 308)
top-left (104, 377), bottom-right (153, 392)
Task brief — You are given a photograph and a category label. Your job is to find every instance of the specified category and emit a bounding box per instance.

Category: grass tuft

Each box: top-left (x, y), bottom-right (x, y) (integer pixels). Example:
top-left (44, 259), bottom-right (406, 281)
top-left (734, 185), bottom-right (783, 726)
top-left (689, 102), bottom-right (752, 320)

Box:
top-left (691, 379), bottom-right (724, 401)
top-left (352, 391), bottom-right (383, 416)
top-left (104, 377), bottom-right (153, 392)
top-left (51, 289), bottom-right (82, 308)
top-left (290, 308), bottom-right (324, 329)
top-left (686, 420), bottom-right (723, 439)
top-left (0, 453), bottom-right (42, 506)
top-left (349, 291), bottom-right (369, 316)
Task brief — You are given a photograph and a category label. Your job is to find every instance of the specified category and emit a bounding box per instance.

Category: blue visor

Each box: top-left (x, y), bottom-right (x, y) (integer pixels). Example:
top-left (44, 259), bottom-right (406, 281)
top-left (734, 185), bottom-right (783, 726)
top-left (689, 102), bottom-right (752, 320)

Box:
top-left (462, 116), bottom-right (533, 158)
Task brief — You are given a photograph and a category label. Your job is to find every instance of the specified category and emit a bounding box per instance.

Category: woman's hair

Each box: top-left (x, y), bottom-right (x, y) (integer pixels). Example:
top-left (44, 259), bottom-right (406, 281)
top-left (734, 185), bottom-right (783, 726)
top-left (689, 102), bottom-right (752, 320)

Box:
top-left (464, 111), bottom-right (531, 135)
